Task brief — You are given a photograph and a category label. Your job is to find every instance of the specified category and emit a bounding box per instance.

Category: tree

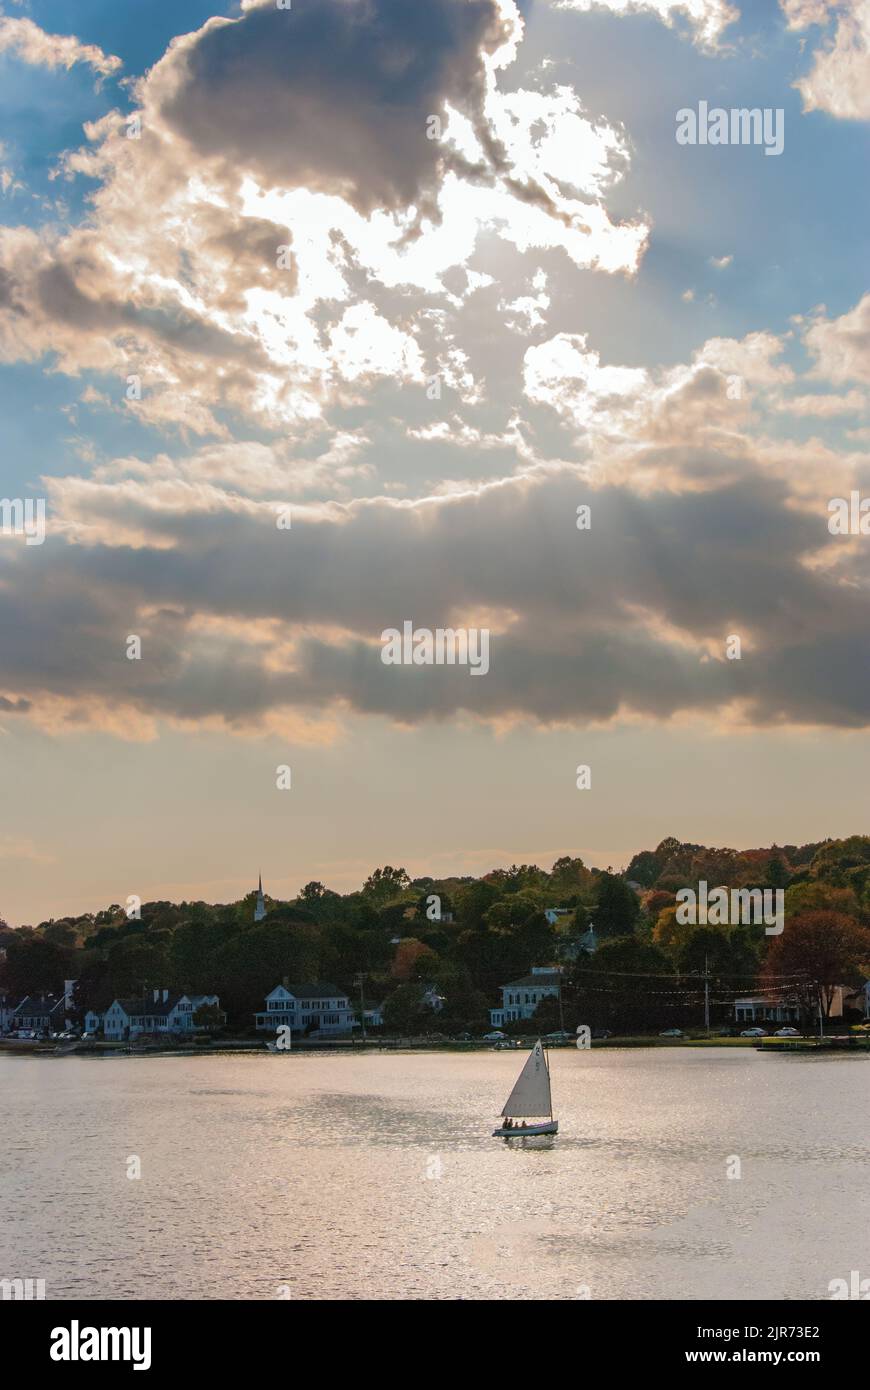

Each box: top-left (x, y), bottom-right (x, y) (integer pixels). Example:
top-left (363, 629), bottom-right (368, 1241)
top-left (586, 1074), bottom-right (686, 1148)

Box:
top-left (1, 937), bottom-right (72, 997)
top-left (594, 873), bottom-right (639, 938)
top-left (362, 866), bottom-right (411, 905)
top-left (299, 881), bottom-right (327, 903)
top-left (390, 938), bottom-right (437, 981)
top-left (192, 1003), bottom-right (224, 1032)
top-left (455, 879), bottom-right (499, 930)
top-left (625, 849), bottom-right (663, 887)
top-left (382, 983), bottom-right (429, 1033)
top-left (764, 911), bottom-right (870, 1021)
top-left (570, 936), bottom-right (678, 1033)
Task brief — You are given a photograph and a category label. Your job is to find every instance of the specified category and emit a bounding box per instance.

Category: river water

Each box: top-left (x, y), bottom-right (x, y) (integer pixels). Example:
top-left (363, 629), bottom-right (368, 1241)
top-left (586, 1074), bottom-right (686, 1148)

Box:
top-left (1, 1047), bottom-right (867, 1300)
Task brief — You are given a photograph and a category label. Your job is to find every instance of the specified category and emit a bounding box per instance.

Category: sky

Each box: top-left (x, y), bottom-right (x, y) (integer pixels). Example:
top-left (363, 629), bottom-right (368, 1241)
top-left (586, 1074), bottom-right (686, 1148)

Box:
top-left (0, 0), bottom-right (869, 925)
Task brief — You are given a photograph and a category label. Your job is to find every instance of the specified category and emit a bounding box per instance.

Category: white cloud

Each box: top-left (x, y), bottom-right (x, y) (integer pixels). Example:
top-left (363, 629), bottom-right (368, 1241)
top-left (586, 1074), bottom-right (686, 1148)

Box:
top-left (784, 0), bottom-right (870, 120)
top-left (0, 16), bottom-right (121, 80)
top-left (552, 0), bottom-right (739, 50)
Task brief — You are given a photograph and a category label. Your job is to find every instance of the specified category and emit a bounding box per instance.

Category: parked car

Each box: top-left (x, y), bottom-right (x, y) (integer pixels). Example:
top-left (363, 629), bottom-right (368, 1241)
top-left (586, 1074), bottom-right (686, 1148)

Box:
top-left (592, 1028), bottom-right (612, 1039)
top-left (545, 1030), bottom-right (573, 1040)
top-left (483, 1030), bottom-right (507, 1041)
top-left (14, 1029), bottom-right (37, 1040)
top-left (659, 1028), bottom-right (684, 1038)
top-left (774, 1027), bottom-right (800, 1037)
top-left (740, 1027), bottom-right (767, 1037)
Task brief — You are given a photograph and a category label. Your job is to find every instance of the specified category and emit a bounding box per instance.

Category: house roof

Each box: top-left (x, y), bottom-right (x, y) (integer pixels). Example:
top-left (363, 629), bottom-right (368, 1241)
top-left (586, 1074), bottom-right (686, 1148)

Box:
top-left (268, 978), bottom-right (346, 1000)
top-left (284, 982), bottom-right (345, 1000)
top-left (14, 994), bottom-right (66, 1017)
top-left (111, 995), bottom-right (183, 1018)
top-left (501, 973), bottom-right (562, 989)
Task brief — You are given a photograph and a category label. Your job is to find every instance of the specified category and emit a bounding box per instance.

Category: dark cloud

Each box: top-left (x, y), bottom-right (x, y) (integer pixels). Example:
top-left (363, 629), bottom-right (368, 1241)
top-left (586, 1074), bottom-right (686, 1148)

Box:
top-left (156, 0), bottom-right (515, 215)
top-left (3, 464), bottom-right (870, 730)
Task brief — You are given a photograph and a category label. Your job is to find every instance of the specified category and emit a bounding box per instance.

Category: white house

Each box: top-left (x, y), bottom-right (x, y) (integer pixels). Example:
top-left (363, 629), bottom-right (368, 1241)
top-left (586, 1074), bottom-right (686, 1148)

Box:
top-left (489, 967), bottom-right (562, 1027)
top-left (544, 908), bottom-right (571, 926)
top-left (734, 987), bottom-right (848, 1026)
top-left (255, 983), bottom-right (355, 1037)
top-left (734, 995), bottom-right (800, 1025)
top-left (101, 990), bottom-right (223, 1040)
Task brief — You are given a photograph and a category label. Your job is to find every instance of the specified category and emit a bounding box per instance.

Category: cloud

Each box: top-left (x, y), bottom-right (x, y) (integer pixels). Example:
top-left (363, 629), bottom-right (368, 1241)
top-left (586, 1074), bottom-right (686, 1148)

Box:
top-left (522, 327), bottom-right (793, 463)
top-left (551, 0), bottom-right (739, 49)
top-left (0, 15), bottom-right (121, 80)
top-left (2, 381), bottom-right (869, 735)
top-left (783, 0), bottom-right (870, 120)
top-left (151, 0), bottom-right (518, 218)
top-left (803, 294), bottom-right (870, 383)
top-left (0, 0), bottom-right (644, 435)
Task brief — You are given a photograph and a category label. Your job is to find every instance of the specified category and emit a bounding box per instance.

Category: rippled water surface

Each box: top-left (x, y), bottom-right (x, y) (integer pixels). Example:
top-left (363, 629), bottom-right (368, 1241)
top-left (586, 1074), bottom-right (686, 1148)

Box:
top-left (2, 1047), bottom-right (868, 1300)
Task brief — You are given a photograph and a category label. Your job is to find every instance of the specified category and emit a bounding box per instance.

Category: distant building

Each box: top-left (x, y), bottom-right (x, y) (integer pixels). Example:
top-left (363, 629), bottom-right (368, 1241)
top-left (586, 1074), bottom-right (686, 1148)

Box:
top-left (489, 966), bottom-right (562, 1028)
top-left (362, 1003), bottom-right (384, 1028)
top-left (544, 908), bottom-right (571, 926)
top-left (734, 995), bottom-right (800, 1026)
top-left (254, 874), bottom-right (266, 923)
top-left (99, 991), bottom-right (223, 1040)
top-left (734, 987), bottom-right (848, 1026)
top-left (11, 981), bottom-right (76, 1035)
top-left (844, 982), bottom-right (870, 1018)
top-left (421, 984), bottom-right (445, 1012)
top-left (255, 983), bottom-right (355, 1037)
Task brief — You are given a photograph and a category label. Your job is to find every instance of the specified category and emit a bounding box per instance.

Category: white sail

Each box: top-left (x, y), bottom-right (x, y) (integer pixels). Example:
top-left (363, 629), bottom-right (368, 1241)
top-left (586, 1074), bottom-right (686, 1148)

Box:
top-left (501, 1040), bottom-right (551, 1117)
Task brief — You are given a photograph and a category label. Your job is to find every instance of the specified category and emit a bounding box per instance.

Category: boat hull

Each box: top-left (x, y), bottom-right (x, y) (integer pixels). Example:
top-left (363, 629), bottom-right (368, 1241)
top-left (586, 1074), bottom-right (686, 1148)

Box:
top-left (492, 1120), bottom-right (558, 1137)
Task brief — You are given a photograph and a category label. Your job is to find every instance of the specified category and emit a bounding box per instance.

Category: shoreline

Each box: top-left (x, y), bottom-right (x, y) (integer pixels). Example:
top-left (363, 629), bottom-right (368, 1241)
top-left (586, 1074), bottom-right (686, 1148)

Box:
top-left (2, 1034), bottom-right (868, 1058)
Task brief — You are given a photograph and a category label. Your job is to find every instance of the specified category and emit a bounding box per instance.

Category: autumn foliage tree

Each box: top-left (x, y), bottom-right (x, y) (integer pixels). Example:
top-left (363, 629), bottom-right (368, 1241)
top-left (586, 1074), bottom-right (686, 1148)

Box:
top-left (763, 911), bottom-right (870, 1020)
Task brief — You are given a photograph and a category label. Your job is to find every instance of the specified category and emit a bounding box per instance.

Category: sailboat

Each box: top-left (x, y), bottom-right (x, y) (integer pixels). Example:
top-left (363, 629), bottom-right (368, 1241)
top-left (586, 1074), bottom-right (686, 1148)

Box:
top-left (492, 1038), bottom-right (558, 1137)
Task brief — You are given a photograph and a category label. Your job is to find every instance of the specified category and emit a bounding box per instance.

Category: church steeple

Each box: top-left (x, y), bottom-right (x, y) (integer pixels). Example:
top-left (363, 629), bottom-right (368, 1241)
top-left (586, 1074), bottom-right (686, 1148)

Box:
top-left (254, 872), bottom-right (266, 923)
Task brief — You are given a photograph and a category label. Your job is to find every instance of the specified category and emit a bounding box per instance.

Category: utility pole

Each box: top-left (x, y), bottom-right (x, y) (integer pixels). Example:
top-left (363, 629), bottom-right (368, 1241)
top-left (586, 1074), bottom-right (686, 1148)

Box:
top-left (557, 966), bottom-right (565, 1035)
top-left (704, 953), bottom-right (710, 1036)
top-left (355, 972), bottom-right (367, 1045)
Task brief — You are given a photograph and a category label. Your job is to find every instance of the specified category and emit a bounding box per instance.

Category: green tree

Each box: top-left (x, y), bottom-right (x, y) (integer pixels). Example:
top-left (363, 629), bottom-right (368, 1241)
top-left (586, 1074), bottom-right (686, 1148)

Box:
top-left (362, 866), bottom-right (411, 905)
top-left (593, 873), bottom-right (639, 938)
top-left (382, 983), bottom-right (429, 1033)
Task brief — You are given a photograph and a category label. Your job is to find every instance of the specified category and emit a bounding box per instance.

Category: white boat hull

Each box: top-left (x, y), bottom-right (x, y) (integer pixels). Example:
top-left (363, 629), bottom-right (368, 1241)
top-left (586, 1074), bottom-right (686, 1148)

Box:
top-left (492, 1120), bottom-right (558, 1137)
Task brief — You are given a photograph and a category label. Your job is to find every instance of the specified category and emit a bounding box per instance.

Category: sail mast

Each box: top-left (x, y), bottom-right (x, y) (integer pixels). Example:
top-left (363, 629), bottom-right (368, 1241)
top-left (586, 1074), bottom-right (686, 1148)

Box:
top-left (543, 1041), bottom-right (553, 1121)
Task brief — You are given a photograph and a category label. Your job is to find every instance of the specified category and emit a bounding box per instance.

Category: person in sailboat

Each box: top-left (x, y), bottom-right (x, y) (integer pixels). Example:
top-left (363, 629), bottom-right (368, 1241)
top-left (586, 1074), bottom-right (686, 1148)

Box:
top-left (493, 1038), bottom-right (559, 1138)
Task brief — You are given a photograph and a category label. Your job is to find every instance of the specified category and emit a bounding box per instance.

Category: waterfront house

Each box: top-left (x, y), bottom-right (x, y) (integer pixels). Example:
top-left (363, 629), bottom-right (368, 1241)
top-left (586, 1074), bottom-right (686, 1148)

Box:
top-left (255, 982), bottom-right (355, 1037)
top-left (11, 983), bottom-right (76, 1035)
top-left (489, 966), bottom-right (563, 1028)
top-left (734, 995), bottom-right (800, 1026)
top-left (734, 986), bottom-right (847, 1026)
top-left (101, 990), bottom-right (223, 1040)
